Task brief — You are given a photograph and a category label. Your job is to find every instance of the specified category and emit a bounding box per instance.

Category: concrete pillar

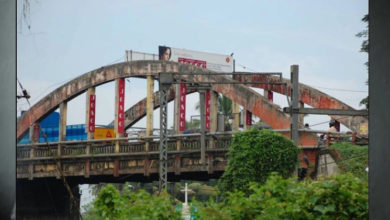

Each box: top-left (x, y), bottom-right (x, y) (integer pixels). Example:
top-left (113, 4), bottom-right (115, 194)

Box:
top-left (28, 123), bottom-right (40, 180)
top-left (199, 90), bottom-right (206, 166)
top-left (114, 79), bottom-right (123, 153)
top-left (58, 102), bottom-right (67, 156)
top-left (174, 84), bottom-right (180, 132)
top-left (209, 91), bottom-right (218, 149)
top-left (243, 108), bottom-right (248, 130)
top-left (232, 102), bottom-right (240, 131)
top-left (291, 65), bottom-right (299, 146)
top-left (85, 88), bottom-right (95, 155)
top-left (174, 84), bottom-right (182, 150)
top-left (85, 88), bottom-right (95, 178)
top-left (145, 76), bottom-right (154, 152)
top-left (59, 102), bottom-right (67, 141)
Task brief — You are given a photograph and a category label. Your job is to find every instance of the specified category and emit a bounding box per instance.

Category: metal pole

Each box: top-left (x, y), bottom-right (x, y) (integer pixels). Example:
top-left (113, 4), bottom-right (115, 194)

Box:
top-left (199, 90), bottom-right (206, 167)
top-left (290, 65), bottom-right (299, 146)
top-left (159, 73), bottom-right (172, 191)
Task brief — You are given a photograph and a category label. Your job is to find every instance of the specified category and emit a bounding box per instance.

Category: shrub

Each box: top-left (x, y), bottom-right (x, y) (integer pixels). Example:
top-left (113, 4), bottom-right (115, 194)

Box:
top-left (196, 173), bottom-right (368, 220)
top-left (85, 184), bottom-right (181, 220)
top-left (219, 129), bottom-right (298, 193)
top-left (329, 143), bottom-right (368, 180)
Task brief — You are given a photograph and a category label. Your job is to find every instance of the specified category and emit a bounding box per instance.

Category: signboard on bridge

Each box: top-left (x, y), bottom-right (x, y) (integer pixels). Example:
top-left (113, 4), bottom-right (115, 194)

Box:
top-left (94, 127), bottom-right (116, 139)
top-left (158, 46), bottom-right (233, 72)
top-left (159, 46), bottom-right (233, 131)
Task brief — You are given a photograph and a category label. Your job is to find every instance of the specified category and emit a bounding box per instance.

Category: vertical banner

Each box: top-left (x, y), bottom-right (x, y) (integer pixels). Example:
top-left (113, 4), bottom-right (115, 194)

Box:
top-left (88, 94), bottom-right (96, 132)
top-left (179, 83), bottom-right (187, 131)
top-left (117, 78), bottom-right (125, 133)
top-left (267, 91), bottom-right (273, 101)
top-left (246, 111), bottom-right (252, 126)
top-left (205, 90), bottom-right (211, 130)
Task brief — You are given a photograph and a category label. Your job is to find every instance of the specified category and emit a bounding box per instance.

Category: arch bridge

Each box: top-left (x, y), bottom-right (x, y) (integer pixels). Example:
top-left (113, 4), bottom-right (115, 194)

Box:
top-left (17, 60), bottom-right (367, 181)
top-left (16, 60), bottom-right (368, 219)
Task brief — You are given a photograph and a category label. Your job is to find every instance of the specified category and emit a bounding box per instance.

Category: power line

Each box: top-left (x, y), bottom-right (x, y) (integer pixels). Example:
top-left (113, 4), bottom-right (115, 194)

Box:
top-left (235, 62), bottom-right (367, 93)
top-left (313, 86), bottom-right (368, 93)
top-left (236, 63), bottom-right (257, 72)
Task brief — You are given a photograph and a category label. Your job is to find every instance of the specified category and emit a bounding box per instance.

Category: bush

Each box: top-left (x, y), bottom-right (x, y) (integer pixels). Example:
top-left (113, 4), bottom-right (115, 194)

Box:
top-left (84, 184), bottom-right (181, 220)
top-left (329, 143), bottom-right (368, 180)
top-left (219, 129), bottom-right (299, 193)
top-left (196, 173), bottom-right (368, 220)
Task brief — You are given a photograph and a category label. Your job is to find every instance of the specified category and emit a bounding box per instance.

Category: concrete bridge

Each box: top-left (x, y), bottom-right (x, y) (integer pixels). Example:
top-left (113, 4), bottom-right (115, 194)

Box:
top-left (16, 60), bottom-right (368, 219)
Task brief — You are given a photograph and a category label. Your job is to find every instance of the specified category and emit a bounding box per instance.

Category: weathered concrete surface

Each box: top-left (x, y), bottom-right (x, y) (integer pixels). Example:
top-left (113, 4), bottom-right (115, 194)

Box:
top-left (236, 75), bottom-right (368, 135)
top-left (18, 60), bottom-right (356, 147)
top-left (108, 87), bottom-right (197, 129)
top-left (18, 61), bottom-right (184, 141)
top-left (18, 60), bottom-right (294, 140)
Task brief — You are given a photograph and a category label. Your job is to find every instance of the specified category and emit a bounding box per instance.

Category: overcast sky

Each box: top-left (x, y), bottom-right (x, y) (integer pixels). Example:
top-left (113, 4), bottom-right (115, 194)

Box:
top-left (17, 0), bottom-right (368, 132)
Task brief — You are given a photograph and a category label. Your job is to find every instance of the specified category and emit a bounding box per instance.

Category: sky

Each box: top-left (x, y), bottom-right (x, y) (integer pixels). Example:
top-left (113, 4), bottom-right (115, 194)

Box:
top-left (17, 0), bottom-right (368, 132)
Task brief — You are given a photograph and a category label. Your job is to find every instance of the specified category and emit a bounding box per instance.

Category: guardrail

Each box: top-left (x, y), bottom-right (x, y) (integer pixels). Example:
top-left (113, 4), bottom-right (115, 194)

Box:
top-left (17, 129), bottom-right (360, 160)
top-left (16, 133), bottom-right (233, 160)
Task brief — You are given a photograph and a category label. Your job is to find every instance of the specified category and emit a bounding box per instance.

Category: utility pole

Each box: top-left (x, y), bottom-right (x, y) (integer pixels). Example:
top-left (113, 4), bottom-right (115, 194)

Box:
top-left (290, 65), bottom-right (299, 146)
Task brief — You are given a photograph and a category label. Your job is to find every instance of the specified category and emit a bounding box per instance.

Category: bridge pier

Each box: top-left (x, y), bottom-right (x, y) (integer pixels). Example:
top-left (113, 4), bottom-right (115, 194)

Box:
top-left (17, 178), bottom-right (80, 220)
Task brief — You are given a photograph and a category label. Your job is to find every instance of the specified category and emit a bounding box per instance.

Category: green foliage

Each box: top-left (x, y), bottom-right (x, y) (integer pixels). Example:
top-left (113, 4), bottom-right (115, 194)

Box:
top-left (196, 173), bottom-right (368, 220)
top-left (186, 119), bottom-right (200, 129)
top-left (356, 14), bottom-right (369, 109)
top-left (218, 95), bottom-right (232, 116)
top-left (219, 129), bottom-right (298, 193)
top-left (329, 143), bottom-right (368, 181)
top-left (84, 184), bottom-right (181, 220)
top-left (359, 96), bottom-right (368, 109)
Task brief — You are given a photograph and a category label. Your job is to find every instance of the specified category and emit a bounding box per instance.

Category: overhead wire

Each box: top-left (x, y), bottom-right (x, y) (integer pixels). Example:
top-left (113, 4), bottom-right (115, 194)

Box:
top-left (312, 86), bottom-right (368, 93)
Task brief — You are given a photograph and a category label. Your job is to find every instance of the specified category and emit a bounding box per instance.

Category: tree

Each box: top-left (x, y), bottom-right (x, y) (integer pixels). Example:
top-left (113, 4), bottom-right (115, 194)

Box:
top-left (85, 184), bottom-right (182, 220)
top-left (186, 118), bottom-right (200, 129)
top-left (356, 14), bottom-right (369, 109)
top-left (195, 94), bottom-right (233, 130)
top-left (219, 129), bottom-right (299, 194)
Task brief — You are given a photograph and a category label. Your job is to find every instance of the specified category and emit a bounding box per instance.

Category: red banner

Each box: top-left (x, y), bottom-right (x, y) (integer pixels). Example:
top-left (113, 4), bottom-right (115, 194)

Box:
top-left (267, 91), bottom-right (273, 101)
top-left (117, 78), bottom-right (125, 133)
top-left (177, 57), bottom-right (207, 131)
top-left (205, 90), bottom-right (211, 130)
top-left (246, 110), bottom-right (252, 126)
top-left (178, 57), bottom-right (207, 68)
top-left (179, 83), bottom-right (187, 131)
top-left (88, 94), bottom-right (96, 132)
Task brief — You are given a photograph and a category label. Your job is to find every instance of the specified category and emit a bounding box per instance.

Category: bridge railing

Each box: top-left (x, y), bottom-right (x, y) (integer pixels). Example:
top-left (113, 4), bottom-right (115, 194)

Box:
top-left (16, 133), bottom-right (234, 160)
top-left (16, 130), bottom-right (358, 160)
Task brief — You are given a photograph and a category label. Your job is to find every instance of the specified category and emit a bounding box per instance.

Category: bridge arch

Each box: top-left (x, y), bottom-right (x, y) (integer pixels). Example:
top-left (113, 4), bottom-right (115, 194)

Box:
top-left (18, 60), bottom-right (366, 143)
top-left (18, 60), bottom-right (287, 140)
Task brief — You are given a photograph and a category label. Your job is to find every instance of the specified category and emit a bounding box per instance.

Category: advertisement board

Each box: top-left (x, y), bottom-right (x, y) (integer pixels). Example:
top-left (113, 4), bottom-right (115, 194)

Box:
top-left (159, 46), bottom-right (233, 131)
top-left (158, 46), bottom-right (233, 73)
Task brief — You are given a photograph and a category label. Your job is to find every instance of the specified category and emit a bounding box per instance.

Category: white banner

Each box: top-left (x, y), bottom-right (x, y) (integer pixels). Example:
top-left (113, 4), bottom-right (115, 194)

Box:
top-left (125, 50), bottom-right (159, 62)
top-left (159, 46), bottom-right (233, 73)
